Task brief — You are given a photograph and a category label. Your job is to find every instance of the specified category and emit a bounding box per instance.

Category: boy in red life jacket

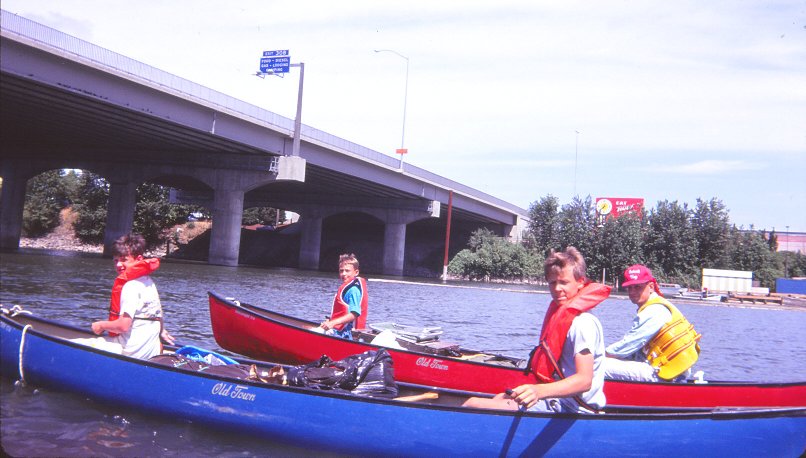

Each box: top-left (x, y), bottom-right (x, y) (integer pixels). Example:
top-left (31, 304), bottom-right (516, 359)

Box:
top-left (463, 247), bottom-right (609, 413)
top-left (319, 253), bottom-right (368, 340)
top-left (91, 233), bottom-right (174, 359)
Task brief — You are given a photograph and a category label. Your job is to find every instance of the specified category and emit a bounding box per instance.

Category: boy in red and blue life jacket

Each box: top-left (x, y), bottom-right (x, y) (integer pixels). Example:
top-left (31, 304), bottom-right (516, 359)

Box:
top-left (319, 253), bottom-right (368, 340)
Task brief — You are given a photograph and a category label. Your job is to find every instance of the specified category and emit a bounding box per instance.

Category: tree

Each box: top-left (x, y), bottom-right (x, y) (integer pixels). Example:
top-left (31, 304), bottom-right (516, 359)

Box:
top-left (767, 229), bottom-right (778, 252)
top-left (778, 250), bottom-right (806, 279)
top-left (132, 182), bottom-right (191, 245)
top-left (526, 195), bottom-right (560, 256)
top-left (21, 170), bottom-right (80, 237)
top-left (556, 195), bottom-right (596, 256)
top-left (448, 228), bottom-right (541, 281)
top-left (644, 200), bottom-right (699, 286)
top-left (72, 171), bottom-right (110, 243)
top-left (589, 212), bottom-right (645, 285)
top-left (691, 197), bottom-right (731, 268)
top-left (788, 251), bottom-right (806, 278)
top-left (243, 207), bottom-right (284, 226)
top-left (728, 228), bottom-right (781, 288)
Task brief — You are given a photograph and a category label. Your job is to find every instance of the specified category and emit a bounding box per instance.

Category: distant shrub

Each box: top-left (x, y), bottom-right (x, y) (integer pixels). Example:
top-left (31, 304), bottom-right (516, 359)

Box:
top-left (22, 170), bottom-right (78, 237)
top-left (448, 228), bottom-right (541, 281)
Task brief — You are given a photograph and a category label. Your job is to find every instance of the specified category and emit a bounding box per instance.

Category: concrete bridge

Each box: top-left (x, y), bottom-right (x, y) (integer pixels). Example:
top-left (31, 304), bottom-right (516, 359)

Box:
top-left (0, 11), bottom-right (528, 276)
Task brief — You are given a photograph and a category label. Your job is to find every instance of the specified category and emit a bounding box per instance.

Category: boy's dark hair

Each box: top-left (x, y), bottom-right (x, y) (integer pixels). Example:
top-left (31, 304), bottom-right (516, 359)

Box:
top-left (112, 233), bottom-right (147, 258)
top-left (338, 253), bottom-right (360, 270)
top-left (544, 246), bottom-right (587, 281)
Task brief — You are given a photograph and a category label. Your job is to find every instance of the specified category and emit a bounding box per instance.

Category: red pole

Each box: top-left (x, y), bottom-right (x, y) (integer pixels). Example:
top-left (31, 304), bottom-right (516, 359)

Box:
top-left (442, 190), bottom-right (453, 281)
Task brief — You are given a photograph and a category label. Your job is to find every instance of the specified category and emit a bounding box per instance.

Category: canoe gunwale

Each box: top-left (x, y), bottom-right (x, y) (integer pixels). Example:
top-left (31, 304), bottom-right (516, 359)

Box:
top-left (4, 308), bottom-right (806, 456)
top-left (208, 291), bottom-right (526, 367)
top-left (208, 291), bottom-right (806, 390)
top-left (6, 311), bottom-right (805, 422)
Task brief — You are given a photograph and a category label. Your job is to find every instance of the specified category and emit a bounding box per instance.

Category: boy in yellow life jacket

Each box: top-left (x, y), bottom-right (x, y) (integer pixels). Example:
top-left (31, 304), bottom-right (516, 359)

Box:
top-left (604, 264), bottom-right (701, 382)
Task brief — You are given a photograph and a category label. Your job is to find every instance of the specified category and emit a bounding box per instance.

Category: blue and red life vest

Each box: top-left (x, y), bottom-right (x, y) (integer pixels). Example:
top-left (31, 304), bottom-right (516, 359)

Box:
top-left (330, 277), bottom-right (368, 331)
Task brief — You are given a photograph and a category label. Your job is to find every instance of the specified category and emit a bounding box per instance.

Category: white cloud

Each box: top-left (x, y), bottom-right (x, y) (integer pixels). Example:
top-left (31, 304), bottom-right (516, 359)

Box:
top-left (659, 160), bottom-right (765, 175)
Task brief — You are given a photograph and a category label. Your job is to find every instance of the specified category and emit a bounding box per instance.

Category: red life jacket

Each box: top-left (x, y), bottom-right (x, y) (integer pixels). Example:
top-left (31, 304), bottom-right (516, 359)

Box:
top-left (330, 277), bottom-right (368, 331)
top-left (528, 282), bottom-right (612, 382)
top-left (108, 258), bottom-right (160, 336)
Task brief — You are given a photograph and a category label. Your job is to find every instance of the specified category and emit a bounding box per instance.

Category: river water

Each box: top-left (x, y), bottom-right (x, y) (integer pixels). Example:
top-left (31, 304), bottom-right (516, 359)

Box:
top-left (1, 250), bottom-right (804, 456)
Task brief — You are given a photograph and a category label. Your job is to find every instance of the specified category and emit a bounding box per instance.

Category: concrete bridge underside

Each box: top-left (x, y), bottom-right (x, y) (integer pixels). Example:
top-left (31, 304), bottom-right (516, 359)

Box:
top-left (0, 12), bottom-right (527, 276)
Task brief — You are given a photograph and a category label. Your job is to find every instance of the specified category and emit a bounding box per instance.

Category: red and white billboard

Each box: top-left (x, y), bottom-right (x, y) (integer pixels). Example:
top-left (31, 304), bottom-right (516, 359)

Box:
top-left (595, 197), bottom-right (644, 219)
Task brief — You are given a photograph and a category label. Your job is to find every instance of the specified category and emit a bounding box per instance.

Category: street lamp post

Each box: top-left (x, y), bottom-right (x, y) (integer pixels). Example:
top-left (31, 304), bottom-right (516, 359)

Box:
top-left (374, 49), bottom-right (409, 170)
top-left (574, 130), bottom-right (580, 197)
top-left (290, 62), bottom-right (305, 157)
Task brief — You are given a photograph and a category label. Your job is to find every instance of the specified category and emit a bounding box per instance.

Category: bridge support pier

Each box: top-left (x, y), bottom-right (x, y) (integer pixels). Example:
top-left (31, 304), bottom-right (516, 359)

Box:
top-left (209, 187), bottom-right (244, 267)
top-left (299, 214), bottom-right (323, 270)
top-left (0, 161), bottom-right (28, 251)
top-left (103, 180), bottom-right (138, 256)
top-left (383, 222), bottom-right (407, 276)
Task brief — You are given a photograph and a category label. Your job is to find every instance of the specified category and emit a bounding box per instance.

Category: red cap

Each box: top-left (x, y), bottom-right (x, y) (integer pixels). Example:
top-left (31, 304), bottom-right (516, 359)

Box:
top-left (622, 264), bottom-right (655, 287)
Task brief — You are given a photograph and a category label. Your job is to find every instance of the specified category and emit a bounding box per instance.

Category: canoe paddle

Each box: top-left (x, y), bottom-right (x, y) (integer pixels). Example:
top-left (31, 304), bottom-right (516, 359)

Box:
top-left (393, 392), bottom-right (439, 402)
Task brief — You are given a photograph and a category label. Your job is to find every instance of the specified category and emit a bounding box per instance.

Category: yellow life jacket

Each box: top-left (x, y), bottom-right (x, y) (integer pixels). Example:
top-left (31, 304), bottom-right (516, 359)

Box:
top-left (638, 295), bottom-right (701, 380)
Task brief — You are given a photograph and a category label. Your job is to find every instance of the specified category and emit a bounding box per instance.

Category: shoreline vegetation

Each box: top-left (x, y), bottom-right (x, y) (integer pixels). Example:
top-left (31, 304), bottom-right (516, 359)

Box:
top-left (15, 206), bottom-right (805, 311)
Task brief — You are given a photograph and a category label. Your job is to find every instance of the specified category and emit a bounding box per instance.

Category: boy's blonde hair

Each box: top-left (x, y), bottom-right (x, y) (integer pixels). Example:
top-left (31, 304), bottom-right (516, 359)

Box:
top-left (338, 253), bottom-right (360, 270)
top-left (544, 246), bottom-right (587, 281)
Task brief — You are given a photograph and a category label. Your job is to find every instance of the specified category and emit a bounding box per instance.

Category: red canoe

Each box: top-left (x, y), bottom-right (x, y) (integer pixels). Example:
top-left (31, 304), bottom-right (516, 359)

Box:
top-left (208, 291), bottom-right (806, 408)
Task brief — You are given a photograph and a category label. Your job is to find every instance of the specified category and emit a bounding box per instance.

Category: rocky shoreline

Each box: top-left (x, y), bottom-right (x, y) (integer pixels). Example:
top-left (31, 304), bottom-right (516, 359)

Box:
top-left (19, 233), bottom-right (176, 258)
top-left (19, 233), bottom-right (104, 254)
top-left (18, 208), bottom-right (210, 258)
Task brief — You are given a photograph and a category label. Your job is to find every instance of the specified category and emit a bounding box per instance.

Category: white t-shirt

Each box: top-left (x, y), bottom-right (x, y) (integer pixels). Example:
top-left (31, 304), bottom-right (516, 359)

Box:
top-left (115, 275), bottom-right (163, 359)
top-left (557, 312), bottom-right (606, 412)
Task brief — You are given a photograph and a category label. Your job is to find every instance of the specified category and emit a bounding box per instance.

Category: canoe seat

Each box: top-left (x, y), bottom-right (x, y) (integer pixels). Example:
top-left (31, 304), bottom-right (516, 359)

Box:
top-left (396, 339), bottom-right (461, 357)
top-left (355, 329), bottom-right (461, 357)
top-left (369, 322), bottom-right (443, 343)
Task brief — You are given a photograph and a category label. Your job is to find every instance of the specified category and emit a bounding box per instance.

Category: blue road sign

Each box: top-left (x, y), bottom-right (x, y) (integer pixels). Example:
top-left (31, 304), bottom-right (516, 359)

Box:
top-left (263, 50), bottom-right (289, 57)
top-left (259, 56), bottom-right (290, 73)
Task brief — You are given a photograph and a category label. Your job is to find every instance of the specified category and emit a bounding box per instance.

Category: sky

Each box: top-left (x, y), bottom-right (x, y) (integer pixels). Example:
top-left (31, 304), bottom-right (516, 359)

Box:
top-left (3, 1), bottom-right (805, 232)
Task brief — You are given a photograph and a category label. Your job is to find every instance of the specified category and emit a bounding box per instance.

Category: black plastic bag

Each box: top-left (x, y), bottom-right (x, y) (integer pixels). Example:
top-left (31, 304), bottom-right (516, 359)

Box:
top-left (150, 353), bottom-right (255, 380)
top-left (286, 349), bottom-right (398, 398)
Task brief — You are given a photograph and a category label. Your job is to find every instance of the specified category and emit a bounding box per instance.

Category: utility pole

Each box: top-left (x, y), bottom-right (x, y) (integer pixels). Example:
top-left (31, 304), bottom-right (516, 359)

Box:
top-left (785, 225), bottom-right (790, 277)
top-left (574, 130), bottom-right (580, 197)
top-left (374, 49), bottom-right (409, 170)
top-left (441, 190), bottom-right (454, 281)
top-left (290, 62), bottom-right (304, 157)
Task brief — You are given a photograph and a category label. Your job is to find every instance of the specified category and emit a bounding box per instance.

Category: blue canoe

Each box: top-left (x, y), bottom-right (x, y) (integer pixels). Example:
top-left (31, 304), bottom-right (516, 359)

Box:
top-left (2, 307), bottom-right (804, 457)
